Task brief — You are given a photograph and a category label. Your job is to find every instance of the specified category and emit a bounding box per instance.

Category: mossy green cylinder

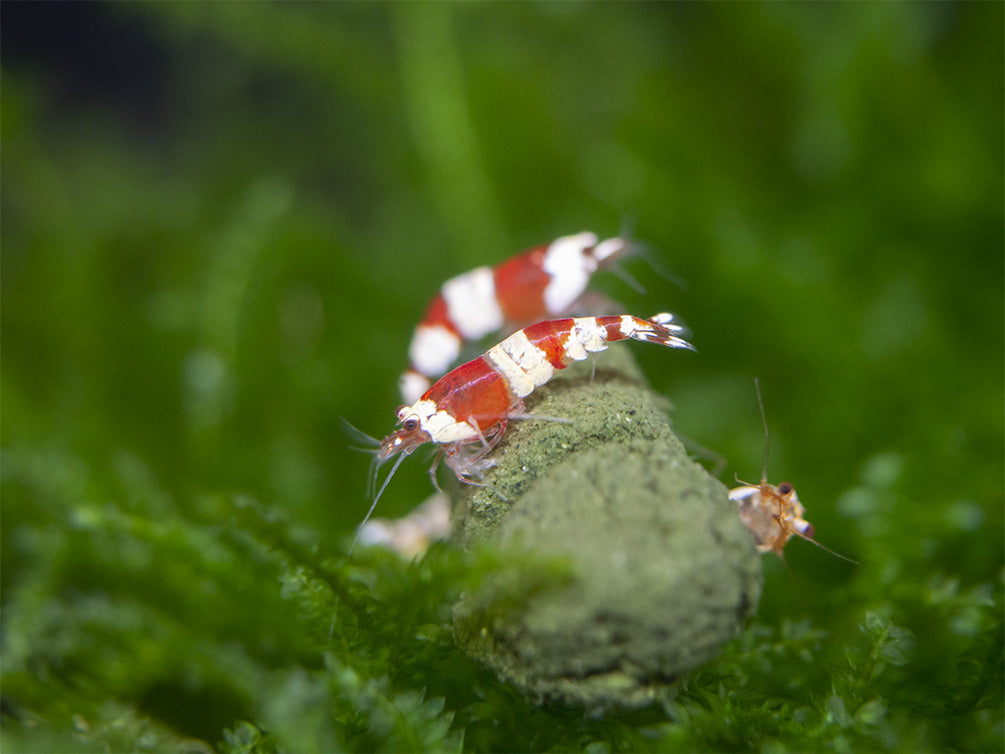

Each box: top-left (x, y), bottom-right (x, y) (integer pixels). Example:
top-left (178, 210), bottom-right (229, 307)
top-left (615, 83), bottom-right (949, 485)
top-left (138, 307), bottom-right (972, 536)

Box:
top-left (451, 348), bottom-right (762, 710)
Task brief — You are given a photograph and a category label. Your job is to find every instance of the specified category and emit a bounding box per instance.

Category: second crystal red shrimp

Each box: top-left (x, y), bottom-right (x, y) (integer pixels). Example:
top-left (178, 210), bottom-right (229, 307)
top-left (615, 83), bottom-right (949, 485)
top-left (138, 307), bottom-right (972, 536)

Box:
top-left (400, 231), bottom-right (631, 403)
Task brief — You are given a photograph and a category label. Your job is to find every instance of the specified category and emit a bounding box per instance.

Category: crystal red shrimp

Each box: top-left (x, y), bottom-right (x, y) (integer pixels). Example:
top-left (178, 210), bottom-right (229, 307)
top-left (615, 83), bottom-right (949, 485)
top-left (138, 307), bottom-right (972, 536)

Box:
top-left (382, 313), bottom-right (694, 481)
top-left (349, 313), bottom-right (694, 552)
top-left (399, 232), bottom-right (632, 404)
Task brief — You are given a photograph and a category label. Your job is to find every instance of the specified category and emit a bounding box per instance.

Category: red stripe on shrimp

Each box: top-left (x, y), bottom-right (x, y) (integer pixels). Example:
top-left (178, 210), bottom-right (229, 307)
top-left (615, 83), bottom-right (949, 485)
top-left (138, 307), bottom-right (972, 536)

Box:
top-left (419, 295), bottom-right (460, 335)
top-left (493, 245), bottom-right (551, 322)
top-left (423, 356), bottom-right (513, 433)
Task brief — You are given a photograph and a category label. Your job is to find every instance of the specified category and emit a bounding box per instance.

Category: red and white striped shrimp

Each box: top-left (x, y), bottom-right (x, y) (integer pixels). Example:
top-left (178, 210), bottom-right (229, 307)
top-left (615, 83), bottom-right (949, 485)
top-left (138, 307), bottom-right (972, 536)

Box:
top-left (400, 232), bottom-right (632, 404)
top-left (384, 313), bottom-right (693, 479)
top-left (351, 314), bottom-right (694, 551)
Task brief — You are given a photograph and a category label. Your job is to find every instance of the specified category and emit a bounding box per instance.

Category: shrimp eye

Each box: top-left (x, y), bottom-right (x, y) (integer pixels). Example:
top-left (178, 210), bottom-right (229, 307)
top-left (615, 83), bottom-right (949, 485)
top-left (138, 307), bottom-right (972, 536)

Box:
top-left (403, 418), bottom-right (419, 432)
top-left (777, 482), bottom-right (793, 496)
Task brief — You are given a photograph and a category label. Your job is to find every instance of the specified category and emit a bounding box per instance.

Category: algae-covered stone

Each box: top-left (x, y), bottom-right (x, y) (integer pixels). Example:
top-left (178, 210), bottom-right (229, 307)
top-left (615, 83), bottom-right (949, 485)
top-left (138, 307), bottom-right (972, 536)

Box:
top-left (451, 348), bottom-right (762, 710)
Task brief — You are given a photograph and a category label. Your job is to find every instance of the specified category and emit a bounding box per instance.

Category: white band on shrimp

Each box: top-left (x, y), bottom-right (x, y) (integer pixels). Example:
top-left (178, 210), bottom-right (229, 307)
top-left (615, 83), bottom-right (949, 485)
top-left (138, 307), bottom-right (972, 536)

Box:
top-left (442, 267), bottom-right (504, 340)
top-left (542, 232), bottom-right (600, 314)
top-left (408, 324), bottom-right (462, 378)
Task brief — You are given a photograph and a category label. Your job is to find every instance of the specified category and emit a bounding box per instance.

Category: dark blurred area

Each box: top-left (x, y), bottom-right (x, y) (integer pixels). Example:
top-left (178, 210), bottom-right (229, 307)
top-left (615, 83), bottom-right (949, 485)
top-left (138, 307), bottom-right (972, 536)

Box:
top-left (2, 1), bottom-right (168, 126)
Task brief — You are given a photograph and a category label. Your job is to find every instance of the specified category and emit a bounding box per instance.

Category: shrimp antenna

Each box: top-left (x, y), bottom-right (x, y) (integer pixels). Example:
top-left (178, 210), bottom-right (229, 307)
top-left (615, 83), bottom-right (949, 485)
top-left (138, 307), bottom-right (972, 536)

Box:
top-left (750, 378), bottom-right (858, 565)
top-left (348, 445), bottom-right (380, 459)
top-left (366, 453), bottom-right (381, 499)
top-left (341, 418), bottom-right (382, 495)
top-left (638, 244), bottom-right (689, 291)
top-left (609, 216), bottom-right (689, 291)
top-left (349, 451), bottom-right (408, 556)
top-left (606, 259), bottom-right (647, 295)
top-left (803, 537), bottom-right (858, 564)
top-left (754, 377), bottom-right (770, 483)
top-left (617, 210), bottom-right (640, 244)
top-left (340, 417), bottom-right (381, 447)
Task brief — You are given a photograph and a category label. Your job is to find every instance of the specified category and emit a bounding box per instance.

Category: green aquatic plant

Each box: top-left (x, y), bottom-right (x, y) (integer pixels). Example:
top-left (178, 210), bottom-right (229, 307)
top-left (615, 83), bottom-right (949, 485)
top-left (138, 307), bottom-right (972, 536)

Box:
top-left (3, 2), bottom-right (1001, 751)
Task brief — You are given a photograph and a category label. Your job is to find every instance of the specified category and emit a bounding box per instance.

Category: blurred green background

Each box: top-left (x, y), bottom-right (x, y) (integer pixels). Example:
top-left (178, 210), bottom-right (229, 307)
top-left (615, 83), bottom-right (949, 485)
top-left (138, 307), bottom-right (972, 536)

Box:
top-left (3, 3), bottom-right (1002, 751)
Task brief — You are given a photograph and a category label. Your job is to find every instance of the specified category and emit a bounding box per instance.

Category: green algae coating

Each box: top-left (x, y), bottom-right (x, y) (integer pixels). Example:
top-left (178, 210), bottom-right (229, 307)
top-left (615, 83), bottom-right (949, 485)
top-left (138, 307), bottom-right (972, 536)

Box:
top-left (451, 347), bottom-right (762, 710)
